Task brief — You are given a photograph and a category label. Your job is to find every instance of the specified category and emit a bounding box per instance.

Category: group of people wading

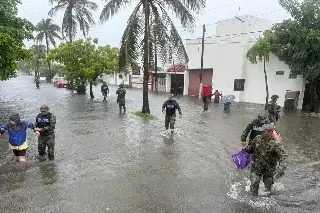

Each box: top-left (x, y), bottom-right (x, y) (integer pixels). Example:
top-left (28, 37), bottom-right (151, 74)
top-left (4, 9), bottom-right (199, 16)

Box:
top-left (0, 105), bottom-right (56, 162)
top-left (240, 94), bottom-right (286, 196)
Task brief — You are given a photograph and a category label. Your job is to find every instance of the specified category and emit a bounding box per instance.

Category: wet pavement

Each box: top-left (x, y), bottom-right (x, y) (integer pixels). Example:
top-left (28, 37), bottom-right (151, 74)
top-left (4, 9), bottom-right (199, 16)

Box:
top-left (0, 73), bottom-right (320, 213)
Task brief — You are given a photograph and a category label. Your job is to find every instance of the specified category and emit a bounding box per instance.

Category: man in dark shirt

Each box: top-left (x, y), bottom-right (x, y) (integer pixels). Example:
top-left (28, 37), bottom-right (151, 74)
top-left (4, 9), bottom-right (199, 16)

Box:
top-left (34, 104), bottom-right (56, 160)
top-left (162, 94), bottom-right (182, 133)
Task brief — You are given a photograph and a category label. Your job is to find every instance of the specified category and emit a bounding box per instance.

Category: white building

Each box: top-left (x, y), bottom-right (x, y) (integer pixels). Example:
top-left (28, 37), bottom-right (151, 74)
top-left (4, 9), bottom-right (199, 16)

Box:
top-left (184, 15), bottom-right (305, 108)
top-left (101, 72), bottom-right (130, 85)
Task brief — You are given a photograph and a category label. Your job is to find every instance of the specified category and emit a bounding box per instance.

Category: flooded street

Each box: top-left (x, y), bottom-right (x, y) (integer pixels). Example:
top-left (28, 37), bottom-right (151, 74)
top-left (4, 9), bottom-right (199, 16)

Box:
top-left (0, 73), bottom-right (319, 213)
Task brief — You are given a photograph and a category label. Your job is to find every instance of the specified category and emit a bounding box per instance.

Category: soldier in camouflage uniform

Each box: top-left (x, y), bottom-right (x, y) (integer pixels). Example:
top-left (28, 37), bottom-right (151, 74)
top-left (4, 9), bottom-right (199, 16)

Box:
top-left (116, 84), bottom-right (126, 113)
top-left (243, 124), bottom-right (287, 196)
top-left (241, 113), bottom-right (270, 146)
top-left (34, 105), bottom-right (56, 160)
top-left (265, 95), bottom-right (281, 124)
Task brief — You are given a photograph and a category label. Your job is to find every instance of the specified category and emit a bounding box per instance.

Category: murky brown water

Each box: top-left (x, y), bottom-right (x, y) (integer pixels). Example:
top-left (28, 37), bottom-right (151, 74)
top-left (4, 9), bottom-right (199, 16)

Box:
top-left (0, 73), bottom-right (319, 213)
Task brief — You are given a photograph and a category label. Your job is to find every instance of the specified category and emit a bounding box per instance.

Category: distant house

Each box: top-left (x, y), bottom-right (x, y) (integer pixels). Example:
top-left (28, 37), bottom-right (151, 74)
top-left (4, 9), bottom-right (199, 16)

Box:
top-left (182, 15), bottom-right (305, 108)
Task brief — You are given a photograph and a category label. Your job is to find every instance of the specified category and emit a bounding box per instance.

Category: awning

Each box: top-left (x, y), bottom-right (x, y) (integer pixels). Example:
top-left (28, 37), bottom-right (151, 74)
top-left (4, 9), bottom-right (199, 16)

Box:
top-left (167, 64), bottom-right (186, 72)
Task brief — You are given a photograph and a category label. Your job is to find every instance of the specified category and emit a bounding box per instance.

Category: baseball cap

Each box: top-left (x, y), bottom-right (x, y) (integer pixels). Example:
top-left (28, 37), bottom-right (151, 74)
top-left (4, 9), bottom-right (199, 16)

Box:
top-left (261, 124), bottom-right (275, 132)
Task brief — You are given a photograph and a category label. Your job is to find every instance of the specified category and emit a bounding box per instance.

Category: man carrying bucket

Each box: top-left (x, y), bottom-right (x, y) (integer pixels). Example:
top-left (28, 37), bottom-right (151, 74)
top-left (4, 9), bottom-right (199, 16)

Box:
top-left (243, 124), bottom-right (287, 196)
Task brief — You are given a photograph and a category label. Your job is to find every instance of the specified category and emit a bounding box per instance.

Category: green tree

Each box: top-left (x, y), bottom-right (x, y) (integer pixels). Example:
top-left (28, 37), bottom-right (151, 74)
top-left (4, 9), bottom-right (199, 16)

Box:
top-left (48, 0), bottom-right (98, 43)
top-left (0, 0), bottom-right (34, 80)
top-left (246, 31), bottom-right (273, 105)
top-left (29, 45), bottom-right (47, 76)
top-left (262, 0), bottom-right (320, 112)
top-left (48, 38), bottom-right (119, 97)
top-left (35, 18), bottom-right (62, 80)
top-left (100, 0), bottom-right (205, 114)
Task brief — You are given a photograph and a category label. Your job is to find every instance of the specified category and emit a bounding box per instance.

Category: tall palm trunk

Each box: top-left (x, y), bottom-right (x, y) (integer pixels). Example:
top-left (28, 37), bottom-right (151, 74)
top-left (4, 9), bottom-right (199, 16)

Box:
top-left (142, 0), bottom-right (150, 113)
top-left (45, 35), bottom-right (52, 81)
top-left (68, 9), bottom-right (73, 43)
top-left (154, 31), bottom-right (158, 93)
top-left (89, 82), bottom-right (94, 98)
top-left (263, 57), bottom-right (269, 104)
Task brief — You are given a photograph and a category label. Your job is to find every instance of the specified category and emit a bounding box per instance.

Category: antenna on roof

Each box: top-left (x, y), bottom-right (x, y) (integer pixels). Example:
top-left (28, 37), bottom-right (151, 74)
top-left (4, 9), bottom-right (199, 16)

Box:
top-left (235, 5), bottom-right (244, 22)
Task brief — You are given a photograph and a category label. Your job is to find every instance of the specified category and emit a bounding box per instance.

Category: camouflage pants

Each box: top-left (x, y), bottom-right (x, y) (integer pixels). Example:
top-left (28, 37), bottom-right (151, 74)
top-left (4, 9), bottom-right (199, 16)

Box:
top-left (165, 115), bottom-right (176, 130)
top-left (250, 171), bottom-right (274, 196)
top-left (118, 98), bottom-right (126, 112)
top-left (38, 134), bottom-right (55, 158)
top-left (268, 113), bottom-right (278, 124)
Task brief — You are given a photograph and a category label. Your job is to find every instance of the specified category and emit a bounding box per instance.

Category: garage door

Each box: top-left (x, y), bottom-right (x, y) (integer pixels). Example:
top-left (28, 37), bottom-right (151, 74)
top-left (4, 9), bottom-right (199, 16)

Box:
top-left (188, 69), bottom-right (213, 96)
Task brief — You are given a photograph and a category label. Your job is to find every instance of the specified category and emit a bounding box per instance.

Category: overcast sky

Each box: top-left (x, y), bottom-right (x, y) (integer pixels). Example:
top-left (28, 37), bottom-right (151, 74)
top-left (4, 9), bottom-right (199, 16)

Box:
top-left (17, 0), bottom-right (291, 48)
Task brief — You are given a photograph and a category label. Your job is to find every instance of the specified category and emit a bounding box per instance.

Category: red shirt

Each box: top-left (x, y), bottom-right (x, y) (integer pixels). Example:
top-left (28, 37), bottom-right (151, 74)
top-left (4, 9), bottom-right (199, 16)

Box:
top-left (214, 92), bottom-right (221, 100)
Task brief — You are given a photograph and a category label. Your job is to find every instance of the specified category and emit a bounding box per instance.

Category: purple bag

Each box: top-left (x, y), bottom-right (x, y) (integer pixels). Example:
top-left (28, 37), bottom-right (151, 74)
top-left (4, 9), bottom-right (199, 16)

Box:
top-left (232, 151), bottom-right (251, 169)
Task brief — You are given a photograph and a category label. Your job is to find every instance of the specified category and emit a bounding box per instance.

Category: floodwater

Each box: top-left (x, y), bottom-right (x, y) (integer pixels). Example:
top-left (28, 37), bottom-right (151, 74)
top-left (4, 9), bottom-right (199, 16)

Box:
top-left (0, 73), bottom-right (319, 213)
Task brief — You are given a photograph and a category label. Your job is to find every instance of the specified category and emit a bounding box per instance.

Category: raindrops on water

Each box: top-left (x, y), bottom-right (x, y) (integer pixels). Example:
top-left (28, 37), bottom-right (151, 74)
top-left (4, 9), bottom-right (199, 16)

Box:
top-left (159, 129), bottom-right (184, 138)
top-left (227, 177), bottom-right (285, 209)
top-left (26, 136), bottom-right (39, 160)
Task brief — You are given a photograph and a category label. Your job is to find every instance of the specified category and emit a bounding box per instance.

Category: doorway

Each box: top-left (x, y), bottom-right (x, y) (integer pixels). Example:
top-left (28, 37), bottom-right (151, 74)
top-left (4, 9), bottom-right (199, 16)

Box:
top-left (170, 74), bottom-right (184, 95)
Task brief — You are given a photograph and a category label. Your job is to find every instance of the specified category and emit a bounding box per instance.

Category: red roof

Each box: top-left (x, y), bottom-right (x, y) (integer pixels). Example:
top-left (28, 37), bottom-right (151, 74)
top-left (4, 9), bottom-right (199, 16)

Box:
top-left (167, 64), bottom-right (186, 72)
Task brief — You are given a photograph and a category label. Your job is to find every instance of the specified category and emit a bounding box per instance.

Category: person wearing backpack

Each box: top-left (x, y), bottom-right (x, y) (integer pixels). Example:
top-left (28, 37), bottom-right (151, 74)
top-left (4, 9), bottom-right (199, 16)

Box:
top-left (34, 104), bottom-right (57, 161)
top-left (116, 84), bottom-right (126, 113)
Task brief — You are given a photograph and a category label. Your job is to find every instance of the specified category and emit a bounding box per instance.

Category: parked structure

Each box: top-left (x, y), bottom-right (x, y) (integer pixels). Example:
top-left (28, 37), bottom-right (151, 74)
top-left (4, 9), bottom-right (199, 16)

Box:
top-left (183, 15), bottom-right (305, 108)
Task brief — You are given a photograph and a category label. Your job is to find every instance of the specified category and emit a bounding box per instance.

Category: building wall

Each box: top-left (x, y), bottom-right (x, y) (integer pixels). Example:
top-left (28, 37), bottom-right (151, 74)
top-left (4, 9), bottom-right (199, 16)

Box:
top-left (216, 15), bottom-right (274, 36)
top-left (243, 54), bottom-right (305, 107)
top-left (102, 73), bottom-right (130, 85)
top-left (185, 16), bottom-right (305, 108)
top-left (188, 69), bottom-right (213, 96)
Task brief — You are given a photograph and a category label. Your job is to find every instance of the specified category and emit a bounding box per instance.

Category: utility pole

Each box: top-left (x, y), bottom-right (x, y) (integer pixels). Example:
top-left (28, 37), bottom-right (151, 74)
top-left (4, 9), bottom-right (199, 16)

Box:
top-left (173, 59), bottom-right (177, 96)
top-left (199, 24), bottom-right (206, 99)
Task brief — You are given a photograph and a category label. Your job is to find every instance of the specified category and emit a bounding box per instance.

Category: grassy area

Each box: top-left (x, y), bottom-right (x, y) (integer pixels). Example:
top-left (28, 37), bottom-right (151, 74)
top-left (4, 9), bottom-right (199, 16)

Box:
top-left (303, 112), bottom-right (320, 117)
top-left (131, 111), bottom-right (157, 119)
top-left (123, 84), bottom-right (133, 88)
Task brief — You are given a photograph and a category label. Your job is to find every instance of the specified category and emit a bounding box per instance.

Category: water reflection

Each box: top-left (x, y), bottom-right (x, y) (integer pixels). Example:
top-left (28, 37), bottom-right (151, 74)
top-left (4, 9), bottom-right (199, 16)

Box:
top-left (39, 162), bottom-right (58, 185)
top-left (2, 164), bottom-right (28, 192)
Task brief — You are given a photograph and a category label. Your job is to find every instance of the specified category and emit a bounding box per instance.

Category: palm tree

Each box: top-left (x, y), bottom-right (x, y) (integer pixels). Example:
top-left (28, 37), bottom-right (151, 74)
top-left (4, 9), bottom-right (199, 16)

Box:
top-left (48, 0), bottom-right (98, 43)
top-left (35, 18), bottom-right (62, 80)
top-left (30, 45), bottom-right (47, 76)
top-left (100, 0), bottom-right (205, 114)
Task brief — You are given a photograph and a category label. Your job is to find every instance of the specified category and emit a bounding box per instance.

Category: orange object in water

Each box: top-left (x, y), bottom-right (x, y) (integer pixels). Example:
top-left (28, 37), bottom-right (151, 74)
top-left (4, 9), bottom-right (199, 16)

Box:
top-left (202, 85), bottom-right (211, 96)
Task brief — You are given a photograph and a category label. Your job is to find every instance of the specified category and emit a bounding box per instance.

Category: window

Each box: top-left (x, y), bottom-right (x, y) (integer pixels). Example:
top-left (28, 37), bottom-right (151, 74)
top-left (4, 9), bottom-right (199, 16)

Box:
top-left (234, 79), bottom-right (245, 91)
top-left (276, 71), bottom-right (284, 75)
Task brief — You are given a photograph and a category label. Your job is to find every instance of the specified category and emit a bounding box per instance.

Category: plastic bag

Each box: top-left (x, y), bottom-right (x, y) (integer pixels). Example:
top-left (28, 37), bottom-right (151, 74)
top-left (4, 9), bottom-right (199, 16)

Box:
top-left (232, 151), bottom-right (251, 169)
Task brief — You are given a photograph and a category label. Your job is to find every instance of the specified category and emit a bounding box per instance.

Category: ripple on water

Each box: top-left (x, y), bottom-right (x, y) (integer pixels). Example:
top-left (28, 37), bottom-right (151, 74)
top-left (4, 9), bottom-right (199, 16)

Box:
top-left (227, 177), bottom-right (285, 209)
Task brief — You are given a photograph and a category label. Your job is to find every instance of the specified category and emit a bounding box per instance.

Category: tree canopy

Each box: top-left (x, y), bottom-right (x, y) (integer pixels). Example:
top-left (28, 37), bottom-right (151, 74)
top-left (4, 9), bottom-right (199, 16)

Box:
top-left (100, 0), bottom-right (206, 113)
top-left (0, 0), bottom-right (34, 80)
top-left (48, 38), bottom-right (119, 93)
top-left (246, 0), bottom-right (320, 111)
top-left (49, 0), bottom-right (98, 43)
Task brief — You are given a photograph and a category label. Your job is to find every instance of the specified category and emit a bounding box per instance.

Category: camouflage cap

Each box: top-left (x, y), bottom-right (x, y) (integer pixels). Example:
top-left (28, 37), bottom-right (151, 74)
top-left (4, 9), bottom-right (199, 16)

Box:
top-left (258, 113), bottom-right (268, 123)
top-left (261, 124), bottom-right (275, 132)
top-left (40, 104), bottom-right (49, 110)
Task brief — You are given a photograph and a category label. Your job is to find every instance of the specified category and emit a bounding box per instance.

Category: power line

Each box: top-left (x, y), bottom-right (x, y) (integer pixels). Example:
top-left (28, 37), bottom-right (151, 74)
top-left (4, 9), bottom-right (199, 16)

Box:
top-left (204, 0), bottom-right (254, 11)
top-left (186, 30), bottom-right (264, 40)
top-left (186, 40), bottom-right (255, 45)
